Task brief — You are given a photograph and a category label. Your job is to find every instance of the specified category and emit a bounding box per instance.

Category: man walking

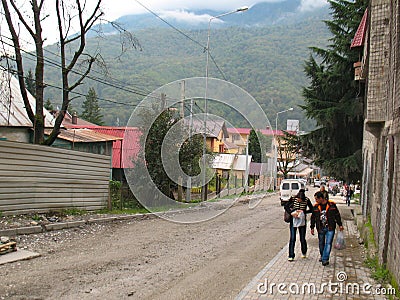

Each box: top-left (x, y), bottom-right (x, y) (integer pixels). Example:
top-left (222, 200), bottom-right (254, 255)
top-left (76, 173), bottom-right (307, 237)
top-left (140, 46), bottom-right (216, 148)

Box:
top-left (310, 191), bottom-right (344, 266)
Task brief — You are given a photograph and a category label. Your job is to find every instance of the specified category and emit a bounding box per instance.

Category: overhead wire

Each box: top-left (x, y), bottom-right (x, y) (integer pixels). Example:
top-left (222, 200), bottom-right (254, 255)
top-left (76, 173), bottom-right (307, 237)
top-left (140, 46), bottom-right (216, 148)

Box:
top-left (0, 5), bottom-right (238, 114)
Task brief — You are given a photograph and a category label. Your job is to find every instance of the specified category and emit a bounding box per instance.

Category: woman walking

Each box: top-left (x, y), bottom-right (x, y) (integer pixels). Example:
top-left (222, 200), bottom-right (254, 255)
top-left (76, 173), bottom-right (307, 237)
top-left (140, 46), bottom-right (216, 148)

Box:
top-left (284, 189), bottom-right (313, 261)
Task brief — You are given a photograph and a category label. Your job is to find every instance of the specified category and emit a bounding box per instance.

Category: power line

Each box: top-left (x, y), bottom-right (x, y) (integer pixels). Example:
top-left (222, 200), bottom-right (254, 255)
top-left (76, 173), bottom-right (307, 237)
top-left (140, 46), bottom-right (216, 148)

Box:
top-left (132, 0), bottom-right (231, 82)
top-left (133, 0), bottom-right (205, 50)
top-left (0, 35), bottom-right (152, 98)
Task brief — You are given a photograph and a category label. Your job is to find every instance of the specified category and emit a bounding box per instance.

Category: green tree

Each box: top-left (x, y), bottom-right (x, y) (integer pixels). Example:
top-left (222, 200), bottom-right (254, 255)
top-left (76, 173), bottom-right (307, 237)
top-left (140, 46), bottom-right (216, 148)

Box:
top-left (25, 69), bottom-right (35, 97)
top-left (44, 99), bottom-right (54, 111)
top-left (133, 107), bottom-right (204, 204)
top-left (248, 129), bottom-right (272, 163)
top-left (300, 0), bottom-right (367, 182)
top-left (81, 87), bottom-right (104, 125)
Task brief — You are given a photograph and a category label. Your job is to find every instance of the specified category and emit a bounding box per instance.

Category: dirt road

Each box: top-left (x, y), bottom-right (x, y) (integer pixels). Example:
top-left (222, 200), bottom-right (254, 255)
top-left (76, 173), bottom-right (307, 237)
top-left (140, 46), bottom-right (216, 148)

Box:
top-left (0, 194), bottom-right (289, 300)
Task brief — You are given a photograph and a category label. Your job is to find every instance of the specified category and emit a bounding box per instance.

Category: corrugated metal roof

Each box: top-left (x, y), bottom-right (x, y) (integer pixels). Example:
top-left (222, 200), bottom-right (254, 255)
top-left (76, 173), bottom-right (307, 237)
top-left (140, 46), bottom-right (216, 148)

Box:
top-left (212, 153), bottom-right (235, 170)
top-left (212, 154), bottom-right (252, 171)
top-left (0, 70), bottom-right (55, 127)
top-left (227, 127), bottom-right (294, 136)
top-left (351, 9), bottom-right (368, 48)
top-left (65, 125), bottom-right (141, 168)
top-left (58, 111), bottom-right (96, 126)
top-left (44, 128), bottom-right (122, 143)
top-left (190, 118), bottom-right (228, 138)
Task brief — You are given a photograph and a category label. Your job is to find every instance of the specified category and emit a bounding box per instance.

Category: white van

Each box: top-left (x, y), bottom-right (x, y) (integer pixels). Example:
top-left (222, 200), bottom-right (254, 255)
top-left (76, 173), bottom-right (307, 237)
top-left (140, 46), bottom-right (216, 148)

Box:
top-left (279, 179), bottom-right (305, 206)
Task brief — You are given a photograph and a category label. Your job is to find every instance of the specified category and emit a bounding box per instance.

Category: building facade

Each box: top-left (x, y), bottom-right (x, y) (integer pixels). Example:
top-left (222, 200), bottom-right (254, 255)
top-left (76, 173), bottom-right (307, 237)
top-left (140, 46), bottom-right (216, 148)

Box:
top-left (360, 0), bottom-right (400, 282)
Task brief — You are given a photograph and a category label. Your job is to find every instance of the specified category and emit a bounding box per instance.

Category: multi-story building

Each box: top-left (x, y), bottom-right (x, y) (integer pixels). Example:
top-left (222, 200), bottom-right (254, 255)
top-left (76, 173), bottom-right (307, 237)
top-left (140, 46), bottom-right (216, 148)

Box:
top-left (354, 0), bottom-right (400, 283)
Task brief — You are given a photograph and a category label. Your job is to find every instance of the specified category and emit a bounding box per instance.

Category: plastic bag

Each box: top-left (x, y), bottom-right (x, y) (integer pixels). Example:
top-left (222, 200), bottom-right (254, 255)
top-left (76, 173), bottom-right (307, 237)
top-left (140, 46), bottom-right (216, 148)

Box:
top-left (292, 211), bottom-right (305, 227)
top-left (334, 231), bottom-right (346, 250)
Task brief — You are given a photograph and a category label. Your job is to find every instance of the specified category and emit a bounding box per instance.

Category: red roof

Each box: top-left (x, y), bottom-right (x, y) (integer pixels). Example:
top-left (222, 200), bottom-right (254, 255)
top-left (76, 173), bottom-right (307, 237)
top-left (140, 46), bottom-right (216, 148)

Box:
top-left (351, 9), bottom-right (368, 48)
top-left (67, 125), bottom-right (141, 168)
top-left (227, 127), bottom-right (291, 136)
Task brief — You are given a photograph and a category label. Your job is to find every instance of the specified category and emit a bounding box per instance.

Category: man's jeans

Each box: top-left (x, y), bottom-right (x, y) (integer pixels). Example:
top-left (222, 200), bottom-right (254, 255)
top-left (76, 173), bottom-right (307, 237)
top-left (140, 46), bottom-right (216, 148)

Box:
top-left (289, 222), bottom-right (307, 258)
top-left (318, 228), bottom-right (335, 262)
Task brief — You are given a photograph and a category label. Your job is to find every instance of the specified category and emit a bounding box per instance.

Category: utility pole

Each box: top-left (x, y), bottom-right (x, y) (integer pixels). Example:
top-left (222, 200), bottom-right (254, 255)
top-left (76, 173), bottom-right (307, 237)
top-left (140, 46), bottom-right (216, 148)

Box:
top-left (186, 98), bottom-right (194, 202)
top-left (177, 81), bottom-right (185, 201)
top-left (161, 93), bottom-right (166, 110)
top-left (180, 80), bottom-right (185, 118)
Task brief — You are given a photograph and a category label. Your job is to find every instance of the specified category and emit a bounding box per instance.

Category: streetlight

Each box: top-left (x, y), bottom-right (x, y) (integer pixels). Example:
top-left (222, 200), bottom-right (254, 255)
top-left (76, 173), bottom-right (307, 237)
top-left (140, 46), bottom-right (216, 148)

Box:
top-left (201, 6), bottom-right (249, 201)
top-left (274, 107), bottom-right (293, 190)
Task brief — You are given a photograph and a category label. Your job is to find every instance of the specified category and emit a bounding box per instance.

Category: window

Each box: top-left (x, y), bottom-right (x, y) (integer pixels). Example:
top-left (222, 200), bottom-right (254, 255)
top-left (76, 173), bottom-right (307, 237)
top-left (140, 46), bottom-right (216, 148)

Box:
top-left (292, 183), bottom-right (300, 189)
top-left (282, 183), bottom-right (290, 190)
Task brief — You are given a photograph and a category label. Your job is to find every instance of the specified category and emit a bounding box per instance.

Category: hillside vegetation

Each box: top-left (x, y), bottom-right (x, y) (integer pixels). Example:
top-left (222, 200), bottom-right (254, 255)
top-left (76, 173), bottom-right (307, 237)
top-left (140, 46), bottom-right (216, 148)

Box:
top-left (34, 16), bottom-right (331, 130)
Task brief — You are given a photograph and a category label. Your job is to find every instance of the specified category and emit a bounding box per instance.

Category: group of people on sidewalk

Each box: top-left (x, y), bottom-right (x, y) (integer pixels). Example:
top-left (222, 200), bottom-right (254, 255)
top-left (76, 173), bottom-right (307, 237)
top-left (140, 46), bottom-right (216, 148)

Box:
top-left (284, 186), bottom-right (344, 266)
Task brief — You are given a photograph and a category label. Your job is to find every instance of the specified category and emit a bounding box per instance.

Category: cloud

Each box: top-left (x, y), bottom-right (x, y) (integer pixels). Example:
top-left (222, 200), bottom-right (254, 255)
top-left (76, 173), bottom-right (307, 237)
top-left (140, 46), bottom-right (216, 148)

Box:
top-left (298, 0), bottom-right (328, 12)
top-left (159, 10), bottom-right (222, 25)
top-left (101, 0), bottom-right (271, 20)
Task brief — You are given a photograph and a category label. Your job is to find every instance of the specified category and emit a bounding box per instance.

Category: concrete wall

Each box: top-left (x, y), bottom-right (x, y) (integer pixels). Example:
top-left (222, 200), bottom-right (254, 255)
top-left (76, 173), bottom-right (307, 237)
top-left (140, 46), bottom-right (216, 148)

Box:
top-left (362, 0), bottom-right (400, 283)
top-left (0, 140), bottom-right (111, 215)
top-left (0, 127), bottom-right (30, 143)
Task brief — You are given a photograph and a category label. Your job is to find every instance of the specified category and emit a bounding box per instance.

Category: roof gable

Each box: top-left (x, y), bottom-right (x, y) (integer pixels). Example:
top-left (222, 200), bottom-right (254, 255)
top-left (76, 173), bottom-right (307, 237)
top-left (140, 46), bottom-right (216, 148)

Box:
top-left (351, 9), bottom-right (368, 48)
top-left (0, 70), bottom-right (55, 127)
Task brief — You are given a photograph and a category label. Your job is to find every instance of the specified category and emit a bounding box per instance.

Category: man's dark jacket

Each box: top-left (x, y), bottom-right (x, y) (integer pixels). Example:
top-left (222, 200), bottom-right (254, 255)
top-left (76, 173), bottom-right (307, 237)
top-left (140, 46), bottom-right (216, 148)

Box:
top-left (310, 201), bottom-right (343, 232)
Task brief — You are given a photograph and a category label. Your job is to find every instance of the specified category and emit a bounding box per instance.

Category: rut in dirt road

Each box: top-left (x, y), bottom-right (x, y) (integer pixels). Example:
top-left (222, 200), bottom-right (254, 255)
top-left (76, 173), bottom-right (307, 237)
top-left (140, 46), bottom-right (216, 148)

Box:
top-left (0, 194), bottom-right (289, 300)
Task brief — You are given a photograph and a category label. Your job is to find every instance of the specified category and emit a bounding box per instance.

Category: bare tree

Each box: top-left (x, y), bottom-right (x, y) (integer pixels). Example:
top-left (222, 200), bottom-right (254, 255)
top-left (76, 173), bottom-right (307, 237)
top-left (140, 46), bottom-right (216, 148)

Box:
top-left (276, 133), bottom-right (301, 179)
top-left (1, 0), bottom-right (136, 145)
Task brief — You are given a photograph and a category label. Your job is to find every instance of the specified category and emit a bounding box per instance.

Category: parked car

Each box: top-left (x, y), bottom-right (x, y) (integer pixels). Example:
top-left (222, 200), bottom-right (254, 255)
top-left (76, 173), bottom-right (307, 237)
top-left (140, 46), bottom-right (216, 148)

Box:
top-left (279, 179), bottom-right (305, 206)
top-left (328, 181), bottom-right (340, 195)
top-left (313, 179), bottom-right (321, 187)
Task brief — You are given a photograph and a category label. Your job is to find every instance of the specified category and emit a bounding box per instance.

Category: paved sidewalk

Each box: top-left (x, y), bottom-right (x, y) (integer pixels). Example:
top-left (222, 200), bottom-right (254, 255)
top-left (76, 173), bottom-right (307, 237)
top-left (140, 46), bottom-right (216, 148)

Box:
top-left (236, 205), bottom-right (391, 299)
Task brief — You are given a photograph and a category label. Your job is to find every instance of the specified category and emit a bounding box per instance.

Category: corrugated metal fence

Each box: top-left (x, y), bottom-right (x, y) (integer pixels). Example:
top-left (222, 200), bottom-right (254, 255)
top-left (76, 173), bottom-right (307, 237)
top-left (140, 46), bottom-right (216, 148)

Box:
top-left (0, 140), bottom-right (111, 215)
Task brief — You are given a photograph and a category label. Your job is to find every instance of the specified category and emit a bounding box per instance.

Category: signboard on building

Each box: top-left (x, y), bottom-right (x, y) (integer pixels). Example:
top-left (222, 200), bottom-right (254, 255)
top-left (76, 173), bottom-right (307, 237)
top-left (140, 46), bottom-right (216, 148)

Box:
top-left (287, 119), bottom-right (300, 132)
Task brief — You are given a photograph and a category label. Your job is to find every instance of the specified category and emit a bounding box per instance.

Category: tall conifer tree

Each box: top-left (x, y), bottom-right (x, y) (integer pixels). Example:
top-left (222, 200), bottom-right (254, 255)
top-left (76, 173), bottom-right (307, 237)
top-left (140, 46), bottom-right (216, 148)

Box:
top-left (300, 0), bottom-right (368, 182)
top-left (81, 87), bottom-right (104, 125)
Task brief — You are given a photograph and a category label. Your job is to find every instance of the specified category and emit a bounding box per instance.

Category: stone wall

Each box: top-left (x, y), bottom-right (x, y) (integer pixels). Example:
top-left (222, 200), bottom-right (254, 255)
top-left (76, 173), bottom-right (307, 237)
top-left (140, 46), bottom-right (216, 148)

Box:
top-left (362, 0), bottom-right (400, 284)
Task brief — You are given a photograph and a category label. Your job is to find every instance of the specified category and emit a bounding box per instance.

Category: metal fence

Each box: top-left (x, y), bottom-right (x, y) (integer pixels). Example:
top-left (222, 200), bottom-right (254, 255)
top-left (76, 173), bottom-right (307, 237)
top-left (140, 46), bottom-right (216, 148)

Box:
top-left (0, 140), bottom-right (111, 215)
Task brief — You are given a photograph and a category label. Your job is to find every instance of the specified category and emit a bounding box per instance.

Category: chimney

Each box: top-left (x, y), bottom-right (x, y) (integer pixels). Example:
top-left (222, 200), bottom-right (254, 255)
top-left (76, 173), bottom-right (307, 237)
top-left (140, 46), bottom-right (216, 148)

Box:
top-left (72, 111), bottom-right (78, 125)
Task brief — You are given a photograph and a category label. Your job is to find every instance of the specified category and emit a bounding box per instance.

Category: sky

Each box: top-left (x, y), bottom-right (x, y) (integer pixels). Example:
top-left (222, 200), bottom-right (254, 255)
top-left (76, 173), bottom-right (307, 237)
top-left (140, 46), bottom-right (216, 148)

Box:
top-left (100, 0), bottom-right (328, 20)
top-left (0, 0), bottom-right (328, 49)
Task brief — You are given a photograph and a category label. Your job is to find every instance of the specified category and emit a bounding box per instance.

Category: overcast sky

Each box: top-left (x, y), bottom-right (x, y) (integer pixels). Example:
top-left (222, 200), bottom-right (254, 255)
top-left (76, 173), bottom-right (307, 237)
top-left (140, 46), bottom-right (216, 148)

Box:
top-left (101, 0), bottom-right (328, 20)
top-left (1, 0), bottom-right (328, 49)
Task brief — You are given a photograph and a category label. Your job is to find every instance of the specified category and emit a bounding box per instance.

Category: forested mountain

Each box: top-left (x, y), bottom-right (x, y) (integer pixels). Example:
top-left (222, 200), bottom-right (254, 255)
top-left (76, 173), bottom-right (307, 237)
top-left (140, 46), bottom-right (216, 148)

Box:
top-left (25, 1), bottom-right (331, 130)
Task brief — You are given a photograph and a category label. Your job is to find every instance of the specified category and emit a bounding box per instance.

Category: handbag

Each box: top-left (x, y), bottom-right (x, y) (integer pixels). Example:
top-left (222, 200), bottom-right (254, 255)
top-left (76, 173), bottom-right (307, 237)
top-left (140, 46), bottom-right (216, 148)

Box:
top-left (334, 231), bottom-right (346, 250)
top-left (284, 210), bottom-right (291, 223)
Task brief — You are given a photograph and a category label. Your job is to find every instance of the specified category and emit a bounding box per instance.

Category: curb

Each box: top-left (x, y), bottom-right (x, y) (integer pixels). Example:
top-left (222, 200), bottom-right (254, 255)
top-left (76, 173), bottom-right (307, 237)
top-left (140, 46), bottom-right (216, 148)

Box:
top-left (0, 213), bottom-right (158, 237)
top-left (0, 192), bottom-right (276, 237)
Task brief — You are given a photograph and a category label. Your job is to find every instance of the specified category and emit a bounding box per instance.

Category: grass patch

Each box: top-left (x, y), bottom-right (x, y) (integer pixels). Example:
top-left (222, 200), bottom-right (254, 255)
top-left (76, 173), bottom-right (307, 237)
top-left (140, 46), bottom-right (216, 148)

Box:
top-left (363, 217), bottom-right (399, 299)
top-left (31, 214), bottom-right (42, 221)
top-left (365, 257), bottom-right (390, 283)
top-left (364, 218), bottom-right (376, 249)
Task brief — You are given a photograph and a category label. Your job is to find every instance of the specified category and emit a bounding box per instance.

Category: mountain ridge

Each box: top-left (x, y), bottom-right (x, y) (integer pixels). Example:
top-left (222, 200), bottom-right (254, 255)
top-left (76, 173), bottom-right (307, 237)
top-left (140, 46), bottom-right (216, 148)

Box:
top-left (23, 2), bottom-right (332, 130)
top-left (94, 0), bottom-right (330, 33)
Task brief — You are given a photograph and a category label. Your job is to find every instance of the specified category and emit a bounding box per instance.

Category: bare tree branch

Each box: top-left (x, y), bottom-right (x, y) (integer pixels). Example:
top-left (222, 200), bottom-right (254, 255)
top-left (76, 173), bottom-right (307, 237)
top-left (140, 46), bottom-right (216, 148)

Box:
top-left (1, 0), bottom-right (34, 123)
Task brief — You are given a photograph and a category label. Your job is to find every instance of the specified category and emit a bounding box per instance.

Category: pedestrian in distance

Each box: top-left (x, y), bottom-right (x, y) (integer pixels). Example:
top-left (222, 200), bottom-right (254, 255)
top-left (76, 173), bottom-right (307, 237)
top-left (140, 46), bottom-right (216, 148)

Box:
top-left (310, 191), bottom-right (344, 266)
top-left (344, 184), bottom-right (351, 206)
top-left (320, 184), bottom-right (329, 200)
top-left (284, 189), bottom-right (313, 261)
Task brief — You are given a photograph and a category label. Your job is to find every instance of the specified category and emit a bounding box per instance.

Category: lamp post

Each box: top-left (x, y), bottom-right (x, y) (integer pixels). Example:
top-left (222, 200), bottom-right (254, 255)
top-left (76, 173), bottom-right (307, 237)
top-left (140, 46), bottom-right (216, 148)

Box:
top-left (274, 107), bottom-right (293, 190)
top-left (201, 6), bottom-right (248, 201)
